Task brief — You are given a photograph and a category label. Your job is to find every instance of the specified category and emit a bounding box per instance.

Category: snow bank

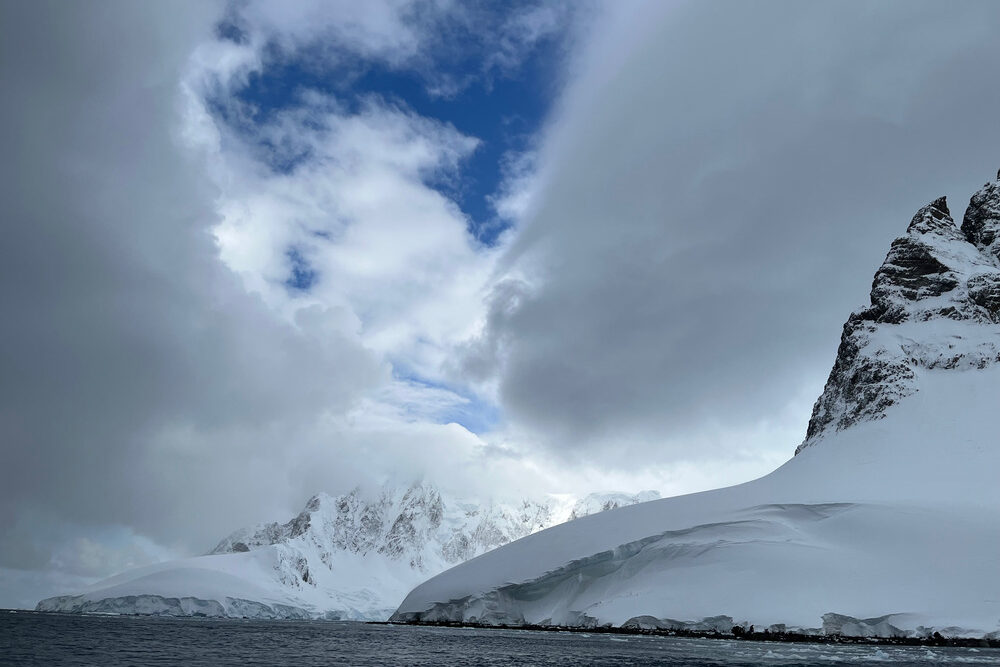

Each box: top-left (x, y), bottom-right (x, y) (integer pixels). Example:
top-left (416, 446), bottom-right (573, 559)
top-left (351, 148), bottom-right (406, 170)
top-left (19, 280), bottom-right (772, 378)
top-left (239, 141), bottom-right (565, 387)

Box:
top-left (393, 367), bottom-right (1000, 636)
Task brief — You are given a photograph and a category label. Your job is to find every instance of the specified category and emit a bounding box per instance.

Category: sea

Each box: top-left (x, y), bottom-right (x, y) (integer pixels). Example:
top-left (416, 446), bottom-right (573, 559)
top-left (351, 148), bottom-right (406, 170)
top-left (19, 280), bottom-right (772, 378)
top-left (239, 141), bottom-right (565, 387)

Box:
top-left (2, 611), bottom-right (999, 666)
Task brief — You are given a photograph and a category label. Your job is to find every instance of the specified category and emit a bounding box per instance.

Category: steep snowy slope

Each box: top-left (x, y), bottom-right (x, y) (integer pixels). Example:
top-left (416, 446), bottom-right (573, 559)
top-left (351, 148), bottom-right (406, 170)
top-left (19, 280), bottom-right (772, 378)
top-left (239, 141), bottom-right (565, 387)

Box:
top-left (392, 174), bottom-right (1000, 638)
top-left (36, 484), bottom-right (656, 619)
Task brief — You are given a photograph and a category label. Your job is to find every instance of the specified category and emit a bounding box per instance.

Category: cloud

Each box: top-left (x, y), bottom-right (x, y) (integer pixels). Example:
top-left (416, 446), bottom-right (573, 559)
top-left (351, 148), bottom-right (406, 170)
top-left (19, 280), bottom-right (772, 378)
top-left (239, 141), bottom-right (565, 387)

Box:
top-left (0, 0), bottom-right (540, 587)
top-left (236, 0), bottom-right (426, 65)
top-left (489, 149), bottom-right (543, 227)
top-left (0, 1), bottom-right (591, 600)
top-left (472, 0), bottom-right (1000, 464)
top-left (0, 0), bottom-right (395, 564)
top-left (205, 0), bottom-right (581, 99)
top-left (184, 45), bottom-right (506, 422)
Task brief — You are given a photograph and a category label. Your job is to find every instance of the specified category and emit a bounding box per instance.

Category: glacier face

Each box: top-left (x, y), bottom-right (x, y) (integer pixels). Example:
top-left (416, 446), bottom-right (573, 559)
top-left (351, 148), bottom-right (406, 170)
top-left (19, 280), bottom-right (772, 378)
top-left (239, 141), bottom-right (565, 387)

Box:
top-left (392, 174), bottom-right (1000, 638)
top-left (35, 484), bottom-right (658, 620)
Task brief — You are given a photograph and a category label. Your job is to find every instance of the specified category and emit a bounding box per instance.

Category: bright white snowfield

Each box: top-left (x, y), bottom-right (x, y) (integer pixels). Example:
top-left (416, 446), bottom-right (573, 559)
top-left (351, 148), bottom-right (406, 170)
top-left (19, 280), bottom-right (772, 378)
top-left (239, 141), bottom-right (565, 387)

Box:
top-left (392, 175), bottom-right (1000, 639)
top-left (35, 485), bottom-right (657, 620)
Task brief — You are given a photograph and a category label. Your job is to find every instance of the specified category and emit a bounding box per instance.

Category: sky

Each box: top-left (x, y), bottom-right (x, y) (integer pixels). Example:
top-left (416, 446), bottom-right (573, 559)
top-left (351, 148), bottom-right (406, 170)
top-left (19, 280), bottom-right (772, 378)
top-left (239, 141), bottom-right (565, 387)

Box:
top-left (2, 0), bottom-right (1000, 608)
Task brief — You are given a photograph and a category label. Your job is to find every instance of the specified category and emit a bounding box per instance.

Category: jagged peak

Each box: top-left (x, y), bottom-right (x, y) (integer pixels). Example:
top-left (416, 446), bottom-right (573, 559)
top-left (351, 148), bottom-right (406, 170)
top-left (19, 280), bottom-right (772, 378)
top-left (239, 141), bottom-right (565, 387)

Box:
top-left (300, 490), bottom-right (358, 516)
top-left (905, 196), bottom-right (961, 238)
top-left (798, 171), bottom-right (1000, 454)
top-left (305, 491), bottom-right (333, 507)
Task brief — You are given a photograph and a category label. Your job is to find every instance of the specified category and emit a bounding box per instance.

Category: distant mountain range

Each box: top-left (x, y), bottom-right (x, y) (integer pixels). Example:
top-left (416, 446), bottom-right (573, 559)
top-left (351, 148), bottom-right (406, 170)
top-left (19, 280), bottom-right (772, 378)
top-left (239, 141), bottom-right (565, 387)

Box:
top-left (36, 485), bottom-right (658, 619)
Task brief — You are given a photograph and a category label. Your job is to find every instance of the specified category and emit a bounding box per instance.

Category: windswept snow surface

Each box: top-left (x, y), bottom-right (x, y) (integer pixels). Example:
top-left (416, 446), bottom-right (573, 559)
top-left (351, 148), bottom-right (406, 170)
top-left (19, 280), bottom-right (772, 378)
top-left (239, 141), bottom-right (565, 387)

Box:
top-left (393, 179), bottom-right (1000, 638)
top-left (36, 485), bottom-right (658, 620)
top-left (394, 368), bottom-right (1000, 636)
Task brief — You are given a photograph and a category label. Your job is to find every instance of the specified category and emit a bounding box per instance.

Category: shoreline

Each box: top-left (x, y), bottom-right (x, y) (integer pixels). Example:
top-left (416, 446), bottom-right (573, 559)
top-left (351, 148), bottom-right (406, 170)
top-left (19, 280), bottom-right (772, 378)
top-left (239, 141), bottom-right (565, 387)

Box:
top-left (10, 609), bottom-right (999, 649)
top-left (372, 620), bottom-right (1000, 649)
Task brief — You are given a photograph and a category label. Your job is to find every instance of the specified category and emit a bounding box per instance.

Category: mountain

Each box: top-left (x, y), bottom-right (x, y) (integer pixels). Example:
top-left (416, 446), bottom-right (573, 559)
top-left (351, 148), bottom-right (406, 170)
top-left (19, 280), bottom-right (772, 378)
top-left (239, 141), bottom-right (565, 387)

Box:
top-left (392, 173), bottom-right (1000, 639)
top-left (799, 190), bottom-right (1000, 452)
top-left (35, 484), bottom-right (657, 619)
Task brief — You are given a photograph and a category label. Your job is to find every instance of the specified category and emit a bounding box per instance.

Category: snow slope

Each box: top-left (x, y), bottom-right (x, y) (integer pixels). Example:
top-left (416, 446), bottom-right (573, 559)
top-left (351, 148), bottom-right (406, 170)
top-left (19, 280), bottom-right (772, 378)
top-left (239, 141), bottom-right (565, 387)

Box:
top-left (35, 484), bottom-right (657, 619)
top-left (392, 175), bottom-right (1000, 638)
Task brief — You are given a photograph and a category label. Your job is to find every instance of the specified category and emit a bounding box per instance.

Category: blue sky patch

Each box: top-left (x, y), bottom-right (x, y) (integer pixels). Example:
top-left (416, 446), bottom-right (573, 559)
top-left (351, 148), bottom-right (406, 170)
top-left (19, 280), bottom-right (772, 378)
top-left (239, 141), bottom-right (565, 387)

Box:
top-left (210, 5), bottom-right (566, 246)
top-left (393, 370), bottom-right (501, 435)
top-left (284, 247), bottom-right (318, 292)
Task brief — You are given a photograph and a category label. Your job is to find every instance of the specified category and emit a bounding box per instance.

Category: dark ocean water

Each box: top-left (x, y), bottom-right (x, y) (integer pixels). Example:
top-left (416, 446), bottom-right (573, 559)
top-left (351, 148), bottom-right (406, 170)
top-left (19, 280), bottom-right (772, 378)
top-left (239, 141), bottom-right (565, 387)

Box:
top-left (2, 611), bottom-right (998, 666)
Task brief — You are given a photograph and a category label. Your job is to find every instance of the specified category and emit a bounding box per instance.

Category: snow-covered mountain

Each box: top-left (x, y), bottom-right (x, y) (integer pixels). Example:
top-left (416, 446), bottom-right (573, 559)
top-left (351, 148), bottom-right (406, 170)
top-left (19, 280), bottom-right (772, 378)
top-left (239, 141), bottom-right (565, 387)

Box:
top-left (799, 188), bottom-right (1000, 452)
top-left (35, 484), bottom-right (657, 619)
top-left (392, 173), bottom-right (1000, 639)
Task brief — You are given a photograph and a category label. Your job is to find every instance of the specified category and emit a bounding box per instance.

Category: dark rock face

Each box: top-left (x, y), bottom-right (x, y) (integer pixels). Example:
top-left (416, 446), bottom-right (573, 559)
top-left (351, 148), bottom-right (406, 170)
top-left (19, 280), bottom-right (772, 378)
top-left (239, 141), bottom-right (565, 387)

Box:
top-left (798, 173), bottom-right (1000, 454)
top-left (962, 178), bottom-right (1000, 261)
top-left (868, 198), bottom-right (966, 322)
top-left (968, 272), bottom-right (1000, 321)
top-left (802, 311), bottom-right (915, 444)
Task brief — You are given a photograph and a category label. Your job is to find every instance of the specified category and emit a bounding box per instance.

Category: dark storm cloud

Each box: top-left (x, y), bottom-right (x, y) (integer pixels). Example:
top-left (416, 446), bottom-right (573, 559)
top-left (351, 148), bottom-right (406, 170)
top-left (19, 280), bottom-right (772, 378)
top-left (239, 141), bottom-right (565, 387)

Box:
top-left (477, 0), bottom-right (1000, 459)
top-left (0, 1), bottom-right (384, 567)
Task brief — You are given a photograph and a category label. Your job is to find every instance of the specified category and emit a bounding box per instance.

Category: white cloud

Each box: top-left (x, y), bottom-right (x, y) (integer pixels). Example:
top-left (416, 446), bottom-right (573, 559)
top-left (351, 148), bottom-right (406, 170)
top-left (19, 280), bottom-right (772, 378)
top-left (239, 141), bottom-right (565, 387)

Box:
top-left (489, 149), bottom-right (542, 227)
top-left (485, 3), bottom-right (572, 76)
top-left (182, 51), bottom-right (506, 430)
top-left (237, 0), bottom-right (427, 65)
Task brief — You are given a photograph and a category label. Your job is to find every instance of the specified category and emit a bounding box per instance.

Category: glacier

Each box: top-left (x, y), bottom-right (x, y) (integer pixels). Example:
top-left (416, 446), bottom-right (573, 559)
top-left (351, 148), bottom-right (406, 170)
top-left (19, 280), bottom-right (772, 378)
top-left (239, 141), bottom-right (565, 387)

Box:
top-left (35, 485), bottom-right (657, 620)
top-left (391, 173), bottom-right (1000, 639)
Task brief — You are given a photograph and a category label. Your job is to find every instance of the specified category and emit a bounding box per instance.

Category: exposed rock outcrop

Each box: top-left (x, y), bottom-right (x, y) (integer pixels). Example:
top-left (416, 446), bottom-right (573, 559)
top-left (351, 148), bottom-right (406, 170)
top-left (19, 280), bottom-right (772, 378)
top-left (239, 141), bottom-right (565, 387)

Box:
top-left (798, 174), bottom-right (1000, 453)
top-left (961, 172), bottom-right (1000, 261)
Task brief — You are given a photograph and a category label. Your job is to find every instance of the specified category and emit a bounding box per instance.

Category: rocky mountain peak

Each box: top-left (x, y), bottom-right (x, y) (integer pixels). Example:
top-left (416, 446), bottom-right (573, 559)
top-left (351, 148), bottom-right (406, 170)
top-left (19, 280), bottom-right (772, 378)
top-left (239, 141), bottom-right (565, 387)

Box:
top-left (797, 173), bottom-right (1000, 454)
top-left (303, 492), bottom-right (336, 512)
top-left (906, 196), bottom-right (955, 236)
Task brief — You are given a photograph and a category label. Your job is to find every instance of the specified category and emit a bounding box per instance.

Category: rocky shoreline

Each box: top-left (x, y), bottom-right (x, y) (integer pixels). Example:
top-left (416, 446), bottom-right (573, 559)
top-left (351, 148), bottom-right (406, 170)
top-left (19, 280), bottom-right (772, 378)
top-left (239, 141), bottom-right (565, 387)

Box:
top-left (376, 620), bottom-right (1000, 649)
